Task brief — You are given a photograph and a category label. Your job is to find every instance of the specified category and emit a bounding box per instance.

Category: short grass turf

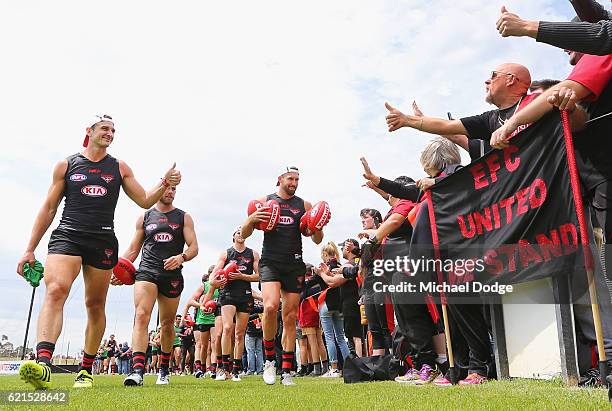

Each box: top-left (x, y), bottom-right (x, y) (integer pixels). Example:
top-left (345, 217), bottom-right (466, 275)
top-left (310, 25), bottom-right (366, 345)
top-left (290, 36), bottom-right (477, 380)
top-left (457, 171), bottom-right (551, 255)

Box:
top-left (0, 374), bottom-right (609, 410)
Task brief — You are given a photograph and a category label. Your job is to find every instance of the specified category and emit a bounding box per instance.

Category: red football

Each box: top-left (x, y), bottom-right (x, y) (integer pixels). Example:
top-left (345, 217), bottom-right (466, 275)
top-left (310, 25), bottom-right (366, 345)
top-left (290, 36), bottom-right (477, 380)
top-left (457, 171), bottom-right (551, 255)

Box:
top-left (222, 261), bottom-right (238, 281)
top-left (113, 257), bottom-right (136, 285)
top-left (261, 200), bottom-right (280, 232)
top-left (247, 200), bottom-right (263, 216)
top-left (204, 300), bottom-right (217, 312)
top-left (308, 201), bottom-right (331, 232)
top-left (247, 199), bottom-right (279, 231)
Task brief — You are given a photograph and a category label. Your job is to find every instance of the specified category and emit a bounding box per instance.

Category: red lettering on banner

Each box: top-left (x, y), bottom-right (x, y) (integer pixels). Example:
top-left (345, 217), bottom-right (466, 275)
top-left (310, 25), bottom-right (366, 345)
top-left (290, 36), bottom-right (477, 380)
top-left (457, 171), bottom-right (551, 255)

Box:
top-left (482, 223), bottom-right (579, 275)
top-left (470, 146), bottom-right (521, 190)
top-left (504, 145), bottom-right (520, 172)
top-left (458, 214), bottom-right (476, 238)
top-left (470, 163), bottom-right (488, 190)
top-left (456, 179), bottom-right (548, 239)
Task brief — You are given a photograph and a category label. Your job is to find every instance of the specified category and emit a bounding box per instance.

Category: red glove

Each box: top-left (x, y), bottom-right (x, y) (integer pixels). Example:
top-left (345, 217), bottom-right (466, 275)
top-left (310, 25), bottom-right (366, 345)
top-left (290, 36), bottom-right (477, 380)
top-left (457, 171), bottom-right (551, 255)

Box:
top-left (307, 201), bottom-right (331, 232)
top-left (300, 213), bottom-right (313, 237)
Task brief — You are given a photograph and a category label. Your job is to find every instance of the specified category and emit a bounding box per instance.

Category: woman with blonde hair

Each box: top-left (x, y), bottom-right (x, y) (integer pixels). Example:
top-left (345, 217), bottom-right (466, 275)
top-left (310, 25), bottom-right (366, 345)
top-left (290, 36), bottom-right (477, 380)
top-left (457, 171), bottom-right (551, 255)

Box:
top-left (316, 241), bottom-right (351, 377)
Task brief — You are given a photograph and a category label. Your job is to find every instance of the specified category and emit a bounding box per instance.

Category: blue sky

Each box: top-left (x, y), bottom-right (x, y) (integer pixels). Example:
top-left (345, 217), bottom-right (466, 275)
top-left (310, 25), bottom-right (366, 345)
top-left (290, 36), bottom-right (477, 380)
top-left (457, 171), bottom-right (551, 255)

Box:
top-left (0, 0), bottom-right (596, 356)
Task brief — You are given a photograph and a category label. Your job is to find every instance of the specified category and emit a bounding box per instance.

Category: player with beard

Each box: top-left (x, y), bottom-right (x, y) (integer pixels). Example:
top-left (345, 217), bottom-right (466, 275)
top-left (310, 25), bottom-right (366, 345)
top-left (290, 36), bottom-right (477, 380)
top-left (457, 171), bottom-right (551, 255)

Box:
top-left (121, 184), bottom-right (199, 386)
top-left (241, 166), bottom-right (326, 386)
top-left (17, 115), bottom-right (181, 390)
top-left (207, 228), bottom-right (260, 381)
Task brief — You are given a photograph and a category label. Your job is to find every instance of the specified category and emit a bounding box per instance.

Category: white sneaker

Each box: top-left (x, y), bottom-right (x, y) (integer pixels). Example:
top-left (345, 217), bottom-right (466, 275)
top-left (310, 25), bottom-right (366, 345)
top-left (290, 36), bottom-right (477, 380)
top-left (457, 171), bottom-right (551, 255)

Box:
top-left (231, 374), bottom-right (241, 382)
top-left (263, 360), bottom-right (276, 385)
top-left (281, 372), bottom-right (296, 386)
top-left (215, 371), bottom-right (227, 381)
top-left (156, 370), bottom-right (170, 385)
top-left (321, 369), bottom-right (340, 378)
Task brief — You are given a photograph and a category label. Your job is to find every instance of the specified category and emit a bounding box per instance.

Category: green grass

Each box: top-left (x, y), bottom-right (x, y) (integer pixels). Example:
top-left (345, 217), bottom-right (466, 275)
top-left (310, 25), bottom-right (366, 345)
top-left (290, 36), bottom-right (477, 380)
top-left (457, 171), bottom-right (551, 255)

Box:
top-left (0, 374), bottom-right (609, 410)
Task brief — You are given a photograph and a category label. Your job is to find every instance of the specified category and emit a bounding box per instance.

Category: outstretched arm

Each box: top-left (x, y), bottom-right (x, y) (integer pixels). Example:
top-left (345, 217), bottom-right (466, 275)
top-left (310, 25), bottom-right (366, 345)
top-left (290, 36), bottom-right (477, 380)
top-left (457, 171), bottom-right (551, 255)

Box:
top-left (120, 161), bottom-right (181, 209)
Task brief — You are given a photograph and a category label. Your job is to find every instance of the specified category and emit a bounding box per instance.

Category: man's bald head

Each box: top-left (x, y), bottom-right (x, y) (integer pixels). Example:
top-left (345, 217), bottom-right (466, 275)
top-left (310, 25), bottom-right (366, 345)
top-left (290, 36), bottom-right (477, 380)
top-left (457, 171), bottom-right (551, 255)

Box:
top-left (496, 63), bottom-right (531, 87)
top-left (485, 63), bottom-right (531, 107)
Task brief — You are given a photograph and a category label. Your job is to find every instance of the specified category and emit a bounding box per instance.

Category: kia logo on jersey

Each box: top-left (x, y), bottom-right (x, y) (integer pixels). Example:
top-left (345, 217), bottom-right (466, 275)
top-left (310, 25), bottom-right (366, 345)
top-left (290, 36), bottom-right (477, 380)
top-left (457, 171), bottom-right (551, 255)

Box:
top-left (238, 265), bottom-right (247, 271)
top-left (154, 232), bottom-right (173, 242)
top-left (146, 224), bottom-right (158, 231)
top-left (169, 223), bottom-right (180, 230)
top-left (101, 174), bottom-right (114, 183)
top-left (81, 185), bottom-right (107, 197)
top-left (70, 174), bottom-right (87, 182)
top-left (279, 216), bottom-right (294, 225)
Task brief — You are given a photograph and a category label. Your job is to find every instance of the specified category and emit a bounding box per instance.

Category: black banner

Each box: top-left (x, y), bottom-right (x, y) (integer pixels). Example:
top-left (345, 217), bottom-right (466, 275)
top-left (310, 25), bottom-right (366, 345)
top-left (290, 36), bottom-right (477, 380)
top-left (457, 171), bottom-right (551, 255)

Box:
top-left (428, 111), bottom-right (583, 286)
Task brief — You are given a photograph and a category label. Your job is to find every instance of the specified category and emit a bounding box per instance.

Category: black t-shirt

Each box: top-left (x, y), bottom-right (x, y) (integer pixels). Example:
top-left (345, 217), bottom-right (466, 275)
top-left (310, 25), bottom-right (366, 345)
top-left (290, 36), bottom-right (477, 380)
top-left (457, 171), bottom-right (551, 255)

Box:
top-left (339, 261), bottom-right (360, 317)
top-left (262, 194), bottom-right (306, 263)
top-left (460, 101), bottom-right (521, 161)
top-left (574, 82), bottom-right (612, 191)
top-left (139, 208), bottom-right (186, 274)
top-left (180, 325), bottom-right (195, 346)
top-left (58, 153), bottom-right (122, 234)
top-left (221, 247), bottom-right (254, 299)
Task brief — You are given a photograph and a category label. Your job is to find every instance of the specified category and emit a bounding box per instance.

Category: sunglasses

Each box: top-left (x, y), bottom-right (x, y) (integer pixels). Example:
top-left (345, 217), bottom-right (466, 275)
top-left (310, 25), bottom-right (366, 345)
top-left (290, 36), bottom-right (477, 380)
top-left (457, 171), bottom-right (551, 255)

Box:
top-left (490, 71), bottom-right (519, 82)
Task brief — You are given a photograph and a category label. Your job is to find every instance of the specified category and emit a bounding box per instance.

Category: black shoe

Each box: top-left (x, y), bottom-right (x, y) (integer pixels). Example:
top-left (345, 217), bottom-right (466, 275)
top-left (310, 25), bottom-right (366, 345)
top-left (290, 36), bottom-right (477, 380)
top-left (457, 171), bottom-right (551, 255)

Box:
top-left (579, 367), bottom-right (601, 387)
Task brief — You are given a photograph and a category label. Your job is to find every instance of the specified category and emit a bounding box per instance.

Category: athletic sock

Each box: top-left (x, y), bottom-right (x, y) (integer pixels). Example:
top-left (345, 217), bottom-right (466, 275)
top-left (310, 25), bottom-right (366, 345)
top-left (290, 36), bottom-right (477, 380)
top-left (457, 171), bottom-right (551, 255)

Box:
top-left (222, 354), bottom-right (231, 372)
top-left (131, 352), bottom-right (146, 375)
top-left (79, 352), bottom-right (96, 374)
top-left (322, 360), bottom-right (329, 374)
top-left (216, 355), bottom-right (223, 370)
top-left (159, 352), bottom-right (171, 371)
top-left (36, 341), bottom-right (55, 366)
top-left (263, 339), bottom-right (276, 363)
top-left (195, 360), bottom-right (202, 371)
top-left (307, 363), bottom-right (314, 374)
top-left (281, 351), bottom-right (294, 374)
top-left (232, 358), bottom-right (242, 375)
top-left (436, 354), bottom-right (448, 364)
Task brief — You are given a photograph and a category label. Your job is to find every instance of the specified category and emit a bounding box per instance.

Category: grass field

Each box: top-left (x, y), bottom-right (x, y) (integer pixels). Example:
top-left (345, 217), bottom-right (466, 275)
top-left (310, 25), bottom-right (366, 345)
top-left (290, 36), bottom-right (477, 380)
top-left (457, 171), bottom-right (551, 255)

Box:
top-left (0, 374), bottom-right (609, 410)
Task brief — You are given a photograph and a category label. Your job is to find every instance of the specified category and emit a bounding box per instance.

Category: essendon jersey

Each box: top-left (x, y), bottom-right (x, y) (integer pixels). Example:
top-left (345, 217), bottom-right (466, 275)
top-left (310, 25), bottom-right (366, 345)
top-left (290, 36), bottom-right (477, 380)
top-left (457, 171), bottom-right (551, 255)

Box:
top-left (139, 208), bottom-right (186, 274)
top-left (221, 247), bottom-right (254, 299)
top-left (262, 194), bottom-right (305, 262)
top-left (58, 153), bottom-right (121, 234)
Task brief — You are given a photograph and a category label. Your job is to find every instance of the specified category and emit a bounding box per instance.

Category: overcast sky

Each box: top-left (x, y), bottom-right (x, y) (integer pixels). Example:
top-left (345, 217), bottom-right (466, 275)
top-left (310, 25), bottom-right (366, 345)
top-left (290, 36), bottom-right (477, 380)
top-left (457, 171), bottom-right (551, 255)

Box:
top-left (0, 0), bottom-right (593, 355)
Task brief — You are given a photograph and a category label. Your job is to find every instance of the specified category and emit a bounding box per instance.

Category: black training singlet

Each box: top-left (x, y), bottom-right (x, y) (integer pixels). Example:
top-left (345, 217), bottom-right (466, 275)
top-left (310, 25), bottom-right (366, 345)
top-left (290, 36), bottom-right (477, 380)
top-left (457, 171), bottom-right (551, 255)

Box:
top-left (221, 247), bottom-right (254, 299)
top-left (261, 194), bottom-right (306, 262)
top-left (138, 208), bottom-right (186, 273)
top-left (58, 153), bottom-right (122, 234)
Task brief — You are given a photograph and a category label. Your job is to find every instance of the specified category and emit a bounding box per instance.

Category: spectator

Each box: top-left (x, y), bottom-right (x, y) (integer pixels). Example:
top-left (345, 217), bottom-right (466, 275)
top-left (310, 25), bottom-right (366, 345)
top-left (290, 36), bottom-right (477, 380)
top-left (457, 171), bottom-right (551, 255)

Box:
top-left (119, 343), bottom-right (131, 375)
top-left (385, 62), bottom-right (535, 162)
top-left (496, 5), bottom-right (612, 56)
top-left (316, 242), bottom-right (351, 377)
top-left (245, 300), bottom-right (265, 375)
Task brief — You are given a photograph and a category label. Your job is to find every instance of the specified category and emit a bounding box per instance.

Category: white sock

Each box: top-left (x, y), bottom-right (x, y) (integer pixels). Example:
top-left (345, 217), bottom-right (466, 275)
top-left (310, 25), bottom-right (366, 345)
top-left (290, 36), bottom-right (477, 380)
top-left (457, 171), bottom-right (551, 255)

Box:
top-left (436, 354), bottom-right (448, 364)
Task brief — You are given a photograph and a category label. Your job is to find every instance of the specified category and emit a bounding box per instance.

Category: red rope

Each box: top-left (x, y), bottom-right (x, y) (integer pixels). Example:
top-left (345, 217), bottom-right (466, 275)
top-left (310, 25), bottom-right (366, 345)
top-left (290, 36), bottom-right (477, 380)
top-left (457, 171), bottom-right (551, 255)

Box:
top-left (560, 110), bottom-right (594, 270)
top-left (425, 191), bottom-right (447, 305)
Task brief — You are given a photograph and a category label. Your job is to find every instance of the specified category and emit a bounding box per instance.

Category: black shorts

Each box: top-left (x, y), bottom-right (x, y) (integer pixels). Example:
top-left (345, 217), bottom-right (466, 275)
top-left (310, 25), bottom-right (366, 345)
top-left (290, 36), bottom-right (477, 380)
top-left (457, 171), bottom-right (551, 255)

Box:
top-left (173, 343), bottom-right (181, 349)
top-left (259, 258), bottom-right (306, 293)
top-left (214, 304), bottom-right (222, 317)
top-left (219, 294), bottom-right (254, 314)
top-left (48, 228), bottom-right (118, 270)
top-left (107, 350), bottom-right (116, 358)
top-left (193, 323), bottom-right (214, 332)
top-left (135, 270), bottom-right (184, 298)
top-left (343, 315), bottom-right (362, 339)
